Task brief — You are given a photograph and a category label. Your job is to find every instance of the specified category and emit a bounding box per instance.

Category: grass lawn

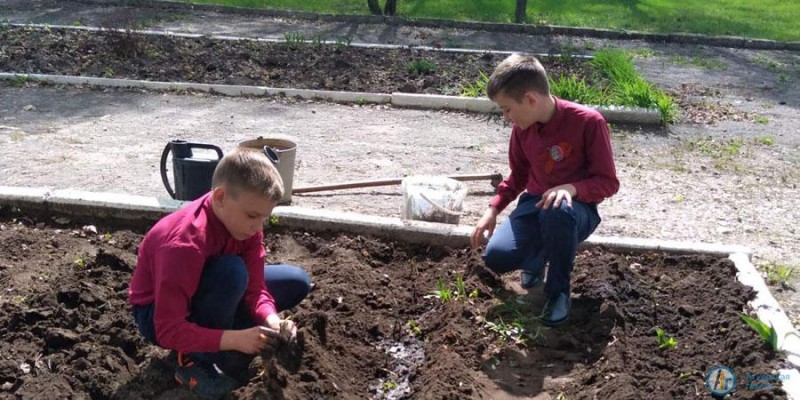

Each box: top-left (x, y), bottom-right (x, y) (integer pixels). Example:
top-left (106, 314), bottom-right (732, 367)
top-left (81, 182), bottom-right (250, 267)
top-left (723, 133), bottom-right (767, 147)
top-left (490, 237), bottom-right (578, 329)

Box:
top-left (179, 0), bottom-right (799, 42)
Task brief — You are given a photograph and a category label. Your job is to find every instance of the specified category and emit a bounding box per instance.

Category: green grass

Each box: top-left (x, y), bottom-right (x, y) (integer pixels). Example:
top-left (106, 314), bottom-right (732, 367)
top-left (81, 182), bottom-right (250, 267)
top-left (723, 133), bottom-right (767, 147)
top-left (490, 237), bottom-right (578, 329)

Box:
top-left (179, 0), bottom-right (800, 41)
top-left (591, 49), bottom-right (678, 124)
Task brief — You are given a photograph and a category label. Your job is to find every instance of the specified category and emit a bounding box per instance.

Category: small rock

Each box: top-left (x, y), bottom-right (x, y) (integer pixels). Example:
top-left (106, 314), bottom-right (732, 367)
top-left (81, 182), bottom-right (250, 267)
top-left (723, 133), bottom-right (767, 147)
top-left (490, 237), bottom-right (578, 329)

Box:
top-left (19, 362), bottom-right (30, 374)
top-left (23, 105), bottom-right (36, 111)
top-left (82, 225), bottom-right (98, 235)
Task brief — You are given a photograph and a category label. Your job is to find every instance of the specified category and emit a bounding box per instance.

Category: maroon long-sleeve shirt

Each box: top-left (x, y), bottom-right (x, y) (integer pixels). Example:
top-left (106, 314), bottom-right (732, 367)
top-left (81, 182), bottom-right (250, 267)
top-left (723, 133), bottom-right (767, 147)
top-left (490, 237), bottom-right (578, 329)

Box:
top-left (128, 193), bottom-right (276, 353)
top-left (490, 97), bottom-right (620, 212)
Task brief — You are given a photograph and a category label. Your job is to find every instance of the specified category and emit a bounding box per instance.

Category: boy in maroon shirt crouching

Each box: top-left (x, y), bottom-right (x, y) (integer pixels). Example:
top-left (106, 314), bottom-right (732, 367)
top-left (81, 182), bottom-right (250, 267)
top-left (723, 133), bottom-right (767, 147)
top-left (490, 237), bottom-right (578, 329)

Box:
top-left (129, 148), bottom-right (310, 398)
top-left (471, 54), bottom-right (619, 326)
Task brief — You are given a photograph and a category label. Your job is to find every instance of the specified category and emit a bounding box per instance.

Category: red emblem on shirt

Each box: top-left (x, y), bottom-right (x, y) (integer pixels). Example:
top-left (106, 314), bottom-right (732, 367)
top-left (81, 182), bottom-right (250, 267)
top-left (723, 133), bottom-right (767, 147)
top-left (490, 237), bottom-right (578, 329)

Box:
top-left (540, 142), bottom-right (573, 174)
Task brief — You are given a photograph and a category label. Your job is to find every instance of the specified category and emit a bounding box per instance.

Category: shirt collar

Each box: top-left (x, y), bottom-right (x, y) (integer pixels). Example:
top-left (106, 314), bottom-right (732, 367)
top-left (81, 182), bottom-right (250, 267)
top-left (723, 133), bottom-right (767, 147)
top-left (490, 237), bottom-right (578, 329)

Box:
top-left (534, 96), bottom-right (564, 135)
top-left (201, 192), bottom-right (228, 238)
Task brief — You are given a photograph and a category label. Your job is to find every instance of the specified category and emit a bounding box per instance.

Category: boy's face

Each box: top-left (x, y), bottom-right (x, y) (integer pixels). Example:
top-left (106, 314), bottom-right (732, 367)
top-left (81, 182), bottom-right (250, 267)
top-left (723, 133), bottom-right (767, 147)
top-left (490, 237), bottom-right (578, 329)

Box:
top-left (494, 91), bottom-right (538, 130)
top-left (212, 186), bottom-right (276, 241)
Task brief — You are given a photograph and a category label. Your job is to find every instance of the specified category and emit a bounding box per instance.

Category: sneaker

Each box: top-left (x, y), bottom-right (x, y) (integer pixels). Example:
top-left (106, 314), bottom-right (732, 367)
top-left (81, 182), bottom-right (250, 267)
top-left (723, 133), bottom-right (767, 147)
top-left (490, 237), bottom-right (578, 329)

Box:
top-left (520, 269), bottom-right (544, 289)
top-left (540, 292), bottom-right (571, 327)
top-left (520, 251), bottom-right (546, 289)
top-left (174, 353), bottom-right (240, 399)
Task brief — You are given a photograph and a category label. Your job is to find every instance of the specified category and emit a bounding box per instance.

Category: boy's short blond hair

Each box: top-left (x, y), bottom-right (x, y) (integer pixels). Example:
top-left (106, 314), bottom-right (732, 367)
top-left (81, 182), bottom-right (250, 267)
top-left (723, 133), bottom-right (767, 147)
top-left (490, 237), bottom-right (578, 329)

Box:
top-left (487, 53), bottom-right (550, 101)
top-left (212, 148), bottom-right (283, 202)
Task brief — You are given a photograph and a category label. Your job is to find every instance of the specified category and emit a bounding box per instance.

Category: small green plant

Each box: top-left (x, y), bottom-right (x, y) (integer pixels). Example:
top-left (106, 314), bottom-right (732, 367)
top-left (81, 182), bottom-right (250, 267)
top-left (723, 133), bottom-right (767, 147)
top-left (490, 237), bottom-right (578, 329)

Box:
top-left (764, 263), bottom-right (795, 287)
top-left (740, 314), bottom-right (781, 352)
top-left (283, 31), bottom-right (306, 48)
top-left (486, 298), bottom-right (545, 346)
top-left (755, 135), bottom-right (775, 146)
top-left (454, 275), bottom-right (467, 299)
top-left (11, 295), bottom-right (26, 304)
top-left (678, 371), bottom-right (692, 381)
top-left (268, 215), bottom-right (279, 226)
top-left (102, 232), bottom-right (113, 241)
top-left (357, 97), bottom-right (367, 106)
top-left (460, 70), bottom-right (489, 97)
top-left (102, 66), bottom-right (115, 78)
top-left (752, 54), bottom-right (782, 71)
top-left (406, 59), bottom-right (436, 75)
top-left (74, 257), bottom-right (88, 268)
top-left (655, 93), bottom-right (679, 125)
top-left (468, 288), bottom-right (480, 298)
top-left (334, 36), bottom-right (353, 49)
top-left (430, 277), bottom-right (453, 302)
top-left (382, 380), bottom-right (398, 391)
top-left (754, 115), bottom-right (769, 124)
top-left (10, 75), bottom-right (28, 87)
top-left (407, 319), bottom-right (422, 336)
top-left (655, 327), bottom-right (677, 350)
top-left (311, 34), bottom-right (324, 48)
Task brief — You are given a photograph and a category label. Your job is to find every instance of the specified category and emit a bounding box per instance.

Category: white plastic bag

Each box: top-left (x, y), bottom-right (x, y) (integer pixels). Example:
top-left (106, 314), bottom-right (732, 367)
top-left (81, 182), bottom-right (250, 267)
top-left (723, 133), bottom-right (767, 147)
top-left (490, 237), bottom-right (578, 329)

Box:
top-left (401, 175), bottom-right (468, 225)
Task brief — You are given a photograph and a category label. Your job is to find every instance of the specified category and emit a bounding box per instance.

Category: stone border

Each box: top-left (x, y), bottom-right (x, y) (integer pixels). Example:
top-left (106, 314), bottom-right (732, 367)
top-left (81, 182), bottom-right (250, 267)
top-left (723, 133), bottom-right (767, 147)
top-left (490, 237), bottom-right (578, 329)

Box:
top-left (1, 185), bottom-right (799, 398)
top-left (66, 0), bottom-right (800, 51)
top-left (0, 72), bottom-right (662, 125)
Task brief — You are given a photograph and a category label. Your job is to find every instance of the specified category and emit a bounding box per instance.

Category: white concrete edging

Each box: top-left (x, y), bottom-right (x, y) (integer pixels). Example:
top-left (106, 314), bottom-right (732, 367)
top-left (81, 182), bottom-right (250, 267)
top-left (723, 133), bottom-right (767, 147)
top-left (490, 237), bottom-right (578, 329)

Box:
top-left (0, 72), bottom-right (661, 124)
top-left (1, 185), bottom-right (795, 396)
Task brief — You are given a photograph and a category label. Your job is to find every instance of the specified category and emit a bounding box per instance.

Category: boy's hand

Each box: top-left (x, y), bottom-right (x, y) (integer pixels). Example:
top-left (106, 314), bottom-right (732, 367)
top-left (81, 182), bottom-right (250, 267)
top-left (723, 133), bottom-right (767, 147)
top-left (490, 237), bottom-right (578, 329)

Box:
top-left (536, 184), bottom-right (576, 209)
top-left (471, 207), bottom-right (499, 250)
top-left (266, 316), bottom-right (297, 343)
top-left (221, 326), bottom-right (275, 354)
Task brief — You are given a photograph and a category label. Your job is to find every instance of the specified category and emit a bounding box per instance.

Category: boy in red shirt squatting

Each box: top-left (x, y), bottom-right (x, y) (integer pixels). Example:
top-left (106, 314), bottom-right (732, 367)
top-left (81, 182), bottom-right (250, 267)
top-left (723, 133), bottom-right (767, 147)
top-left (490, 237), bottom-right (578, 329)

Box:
top-left (129, 148), bottom-right (311, 398)
top-left (471, 54), bottom-right (619, 326)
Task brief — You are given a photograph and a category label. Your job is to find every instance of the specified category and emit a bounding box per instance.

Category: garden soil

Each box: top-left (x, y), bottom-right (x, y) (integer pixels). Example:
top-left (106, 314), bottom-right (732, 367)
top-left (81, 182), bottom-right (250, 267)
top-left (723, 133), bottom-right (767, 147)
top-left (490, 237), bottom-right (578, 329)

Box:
top-left (0, 210), bottom-right (789, 399)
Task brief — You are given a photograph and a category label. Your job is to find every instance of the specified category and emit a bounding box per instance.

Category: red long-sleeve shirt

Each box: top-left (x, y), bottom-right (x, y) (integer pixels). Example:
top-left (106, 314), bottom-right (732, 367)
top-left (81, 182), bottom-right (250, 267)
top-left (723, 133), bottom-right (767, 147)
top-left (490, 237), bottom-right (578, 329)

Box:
top-left (490, 97), bottom-right (620, 212)
top-left (128, 193), bottom-right (276, 353)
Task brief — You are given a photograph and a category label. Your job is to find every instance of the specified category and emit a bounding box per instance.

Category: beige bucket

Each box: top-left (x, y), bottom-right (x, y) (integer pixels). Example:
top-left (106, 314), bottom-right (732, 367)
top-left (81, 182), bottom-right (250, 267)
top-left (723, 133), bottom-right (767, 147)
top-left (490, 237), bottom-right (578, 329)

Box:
top-left (239, 136), bottom-right (297, 204)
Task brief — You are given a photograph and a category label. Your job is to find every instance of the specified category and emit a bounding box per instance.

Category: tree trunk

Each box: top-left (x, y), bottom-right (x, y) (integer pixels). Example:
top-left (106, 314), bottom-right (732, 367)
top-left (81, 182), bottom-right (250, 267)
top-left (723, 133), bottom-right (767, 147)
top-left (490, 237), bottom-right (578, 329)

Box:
top-left (384, 0), bottom-right (398, 16)
top-left (367, 0), bottom-right (382, 15)
top-left (515, 0), bottom-right (528, 23)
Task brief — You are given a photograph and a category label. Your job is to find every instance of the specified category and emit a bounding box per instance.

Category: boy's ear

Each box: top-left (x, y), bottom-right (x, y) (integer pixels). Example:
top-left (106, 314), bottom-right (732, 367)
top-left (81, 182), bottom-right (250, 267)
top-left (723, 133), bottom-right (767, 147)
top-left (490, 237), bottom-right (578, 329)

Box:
top-left (211, 186), bottom-right (226, 206)
top-left (524, 91), bottom-right (538, 107)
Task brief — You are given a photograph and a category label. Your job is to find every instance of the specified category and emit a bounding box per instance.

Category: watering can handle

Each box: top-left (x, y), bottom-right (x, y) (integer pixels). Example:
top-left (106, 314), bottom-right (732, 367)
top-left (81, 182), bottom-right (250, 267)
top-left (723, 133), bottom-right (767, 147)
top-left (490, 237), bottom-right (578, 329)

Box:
top-left (190, 144), bottom-right (225, 160)
top-left (160, 143), bottom-right (177, 199)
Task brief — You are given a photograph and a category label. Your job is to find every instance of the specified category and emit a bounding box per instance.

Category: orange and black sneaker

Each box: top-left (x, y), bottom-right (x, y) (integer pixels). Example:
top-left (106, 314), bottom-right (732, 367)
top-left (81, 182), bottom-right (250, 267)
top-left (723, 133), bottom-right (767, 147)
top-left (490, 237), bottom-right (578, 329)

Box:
top-left (174, 353), bottom-right (240, 399)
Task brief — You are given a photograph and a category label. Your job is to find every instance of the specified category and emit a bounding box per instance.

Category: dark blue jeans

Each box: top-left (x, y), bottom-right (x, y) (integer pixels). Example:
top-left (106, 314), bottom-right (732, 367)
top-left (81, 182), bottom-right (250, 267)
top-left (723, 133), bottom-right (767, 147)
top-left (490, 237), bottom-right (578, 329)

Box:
top-left (133, 255), bottom-right (311, 367)
top-left (482, 192), bottom-right (600, 297)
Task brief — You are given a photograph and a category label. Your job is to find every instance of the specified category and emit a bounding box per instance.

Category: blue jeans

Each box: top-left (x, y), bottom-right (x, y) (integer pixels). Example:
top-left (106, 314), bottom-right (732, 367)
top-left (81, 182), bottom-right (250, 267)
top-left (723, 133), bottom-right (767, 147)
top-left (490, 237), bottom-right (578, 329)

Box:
top-left (133, 256), bottom-right (311, 367)
top-left (482, 192), bottom-right (600, 297)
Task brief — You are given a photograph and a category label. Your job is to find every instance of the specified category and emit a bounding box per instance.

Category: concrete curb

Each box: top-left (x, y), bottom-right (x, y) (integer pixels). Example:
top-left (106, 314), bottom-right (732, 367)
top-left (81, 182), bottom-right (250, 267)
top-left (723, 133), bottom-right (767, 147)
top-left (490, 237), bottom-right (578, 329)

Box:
top-left (66, 0), bottom-right (800, 50)
top-left (0, 72), bottom-right (662, 125)
top-left (0, 184), bottom-right (798, 396)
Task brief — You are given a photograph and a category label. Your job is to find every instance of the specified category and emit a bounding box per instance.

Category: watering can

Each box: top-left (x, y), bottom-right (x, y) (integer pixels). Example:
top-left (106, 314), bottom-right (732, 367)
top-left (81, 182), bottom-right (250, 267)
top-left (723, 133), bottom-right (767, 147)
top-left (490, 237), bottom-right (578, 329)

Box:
top-left (160, 140), bottom-right (224, 201)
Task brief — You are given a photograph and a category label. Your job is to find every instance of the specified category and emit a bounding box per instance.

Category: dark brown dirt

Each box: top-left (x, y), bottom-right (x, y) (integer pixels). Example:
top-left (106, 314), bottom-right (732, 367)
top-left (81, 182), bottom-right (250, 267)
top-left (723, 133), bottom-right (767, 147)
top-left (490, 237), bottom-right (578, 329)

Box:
top-left (0, 206), bottom-right (789, 399)
top-left (0, 25), bottom-right (596, 95)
